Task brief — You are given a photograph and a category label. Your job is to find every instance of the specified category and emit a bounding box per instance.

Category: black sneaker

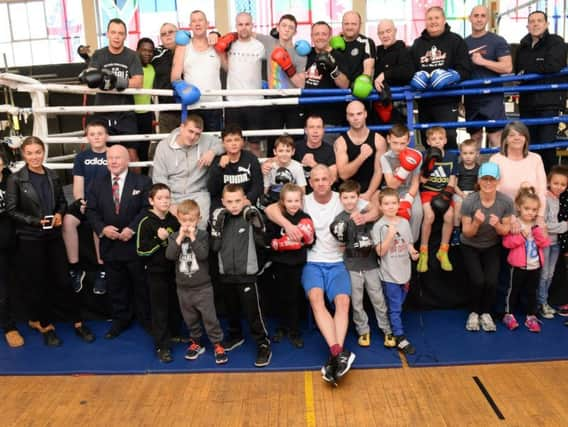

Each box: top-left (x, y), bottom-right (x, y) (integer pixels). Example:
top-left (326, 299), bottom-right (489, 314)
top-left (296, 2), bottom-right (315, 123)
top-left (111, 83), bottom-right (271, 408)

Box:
top-left (74, 324), bottom-right (95, 343)
top-left (69, 269), bottom-right (85, 293)
top-left (214, 343), bottom-right (228, 365)
top-left (272, 327), bottom-right (287, 343)
top-left (184, 339), bottom-right (205, 360)
top-left (288, 330), bottom-right (304, 349)
top-left (43, 330), bottom-right (62, 347)
top-left (93, 270), bottom-right (106, 295)
top-left (157, 348), bottom-right (173, 363)
top-left (254, 344), bottom-right (272, 367)
top-left (335, 350), bottom-right (356, 378)
top-left (450, 227), bottom-right (461, 246)
top-left (396, 335), bottom-right (416, 355)
top-left (321, 356), bottom-right (337, 384)
top-left (222, 335), bottom-right (245, 352)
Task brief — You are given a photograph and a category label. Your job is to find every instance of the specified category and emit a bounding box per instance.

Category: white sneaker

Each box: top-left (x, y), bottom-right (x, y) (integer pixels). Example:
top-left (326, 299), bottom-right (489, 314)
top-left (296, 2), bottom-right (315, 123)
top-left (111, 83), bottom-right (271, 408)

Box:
top-left (465, 312), bottom-right (480, 331)
top-left (480, 313), bottom-right (496, 332)
top-left (539, 304), bottom-right (555, 319)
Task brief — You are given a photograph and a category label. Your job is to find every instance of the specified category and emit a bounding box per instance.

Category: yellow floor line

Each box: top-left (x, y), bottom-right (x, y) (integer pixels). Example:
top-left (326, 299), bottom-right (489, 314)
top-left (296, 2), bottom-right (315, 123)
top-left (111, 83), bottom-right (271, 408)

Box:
top-left (304, 371), bottom-right (316, 427)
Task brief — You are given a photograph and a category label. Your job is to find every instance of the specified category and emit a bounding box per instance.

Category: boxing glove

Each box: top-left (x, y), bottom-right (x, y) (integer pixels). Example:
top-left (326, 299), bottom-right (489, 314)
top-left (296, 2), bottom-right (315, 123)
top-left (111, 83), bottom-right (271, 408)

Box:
top-left (77, 45), bottom-right (90, 63)
top-left (270, 28), bottom-right (279, 39)
top-left (330, 35), bottom-right (346, 51)
top-left (410, 70), bottom-right (431, 90)
top-left (381, 81), bottom-right (392, 105)
top-left (397, 194), bottom-right (414, 221)
top-left (330, 218), bottom-right (348, 243)
top-left (421, 147), bottom-right (443, 178)
top-left (298, 218), bottom-right (315, 245)
top-left (352, 74), bottom-right (373, 99)
top-left (271, 235), bottom-right (303, 251)
top-left (315, 52), bottom-right (339, 78)
top-left (294, 39), bottom-right (311, 57)
top-left (99, 69), bottom-right (117, 91)
top-left (274, 167), bottom-right (294, 185)
top-left (430, 69), bottom-right (460, 90)
top-left (243, 206), bottom-right (265, 230)
top-left (431, 186), bottom-right (454, 215)
top-left (172, 80), bottom-right (201, 105)
top-left (373, 101), bottom-right (393, 123)
top-left (175, 30), bottom-right (191, 46)
top-left (214, 32), bottom-right (238, 54)
top-left (210, 207), bottom-right (229, 238)
top-left (271, 47), bottom-right (296, 78)
top-left (395, 148), bottom-right (422, 182)
top-left (79, 69), bottom-right (103, 89)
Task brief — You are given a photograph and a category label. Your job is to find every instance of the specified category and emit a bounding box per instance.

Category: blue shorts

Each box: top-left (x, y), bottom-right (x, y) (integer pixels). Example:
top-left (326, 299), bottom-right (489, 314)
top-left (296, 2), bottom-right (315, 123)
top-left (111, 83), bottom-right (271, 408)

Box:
top-left (301, 262), bottom-right (351, 302)
top-left (464, 95), bottom-right (506, 134)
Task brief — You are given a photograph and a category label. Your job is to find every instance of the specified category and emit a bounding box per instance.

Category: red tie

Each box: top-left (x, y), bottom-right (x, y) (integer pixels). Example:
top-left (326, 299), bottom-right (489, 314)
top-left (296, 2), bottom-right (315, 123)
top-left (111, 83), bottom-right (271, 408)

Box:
top-left (112, 175), bottom-right (120, 214)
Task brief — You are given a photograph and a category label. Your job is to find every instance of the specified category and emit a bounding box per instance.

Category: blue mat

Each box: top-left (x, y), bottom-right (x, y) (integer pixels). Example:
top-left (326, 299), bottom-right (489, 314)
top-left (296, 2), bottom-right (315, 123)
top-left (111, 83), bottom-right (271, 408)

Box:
top-left (404, 310), bottom-right (568, 367)
top-left (0, 321), bottom-right (401, 375)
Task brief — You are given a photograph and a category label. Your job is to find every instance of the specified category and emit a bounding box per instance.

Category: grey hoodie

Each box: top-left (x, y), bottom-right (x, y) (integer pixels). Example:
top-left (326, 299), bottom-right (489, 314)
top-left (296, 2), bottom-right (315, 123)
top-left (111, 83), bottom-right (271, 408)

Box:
top-left (152, 128), bottom-right (223, 204)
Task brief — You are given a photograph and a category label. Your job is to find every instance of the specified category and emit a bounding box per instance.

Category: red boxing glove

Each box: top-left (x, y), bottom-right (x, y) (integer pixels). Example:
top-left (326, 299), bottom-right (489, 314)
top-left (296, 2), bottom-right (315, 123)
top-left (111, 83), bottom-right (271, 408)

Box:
top-left (373, 101), bottom-right (393, 123)
top-left (397, 194), bottom-right (414, 221)
top-left (271, 235), bottom-right (303, 251)
top-left (395, 148), bottom-right (422, 182)
top-left (271, 47), bottom-right (296, 78)
top-left (298, 218), bottom-right (315, 245)
top-left (214, 32), bottom-right (237, 54)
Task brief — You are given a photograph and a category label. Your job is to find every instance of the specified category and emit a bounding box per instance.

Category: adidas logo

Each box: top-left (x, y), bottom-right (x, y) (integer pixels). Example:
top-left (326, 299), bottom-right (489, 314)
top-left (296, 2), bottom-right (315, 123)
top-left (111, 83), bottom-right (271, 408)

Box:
top-left (84, 158), bottom-right (108, 166)
top-left (431, 166), bottom-right (447, 178)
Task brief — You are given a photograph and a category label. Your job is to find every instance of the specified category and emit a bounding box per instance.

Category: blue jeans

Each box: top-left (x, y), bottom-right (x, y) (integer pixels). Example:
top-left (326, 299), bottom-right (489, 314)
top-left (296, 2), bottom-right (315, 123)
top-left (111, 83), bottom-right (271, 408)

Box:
top-left (538, 244), bottom-right (560, 305)
top-left (382, 281), bottom-right (408, 337)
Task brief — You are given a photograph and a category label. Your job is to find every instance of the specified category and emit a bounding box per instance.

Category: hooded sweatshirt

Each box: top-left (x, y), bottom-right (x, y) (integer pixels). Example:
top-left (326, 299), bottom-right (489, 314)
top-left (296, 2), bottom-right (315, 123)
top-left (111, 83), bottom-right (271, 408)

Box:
top-left (375, 40), bottom-right (414, 86)
top-left (152, 128), bottom-right (223, 204)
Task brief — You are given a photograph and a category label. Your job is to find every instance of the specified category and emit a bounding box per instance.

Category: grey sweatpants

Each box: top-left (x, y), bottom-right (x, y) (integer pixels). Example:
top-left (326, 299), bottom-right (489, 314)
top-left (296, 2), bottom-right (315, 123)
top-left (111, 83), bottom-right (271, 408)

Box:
top-left (349, 268), bottom-right (392, 336)
top-left (177, 283), bottom-right (223, 344)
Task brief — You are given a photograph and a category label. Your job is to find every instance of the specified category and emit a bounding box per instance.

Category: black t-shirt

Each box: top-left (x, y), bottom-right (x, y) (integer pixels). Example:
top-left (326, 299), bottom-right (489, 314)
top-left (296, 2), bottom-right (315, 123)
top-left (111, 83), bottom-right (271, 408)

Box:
top-left (28, 170), bottom-right (54, 216)
top-left (456, 163), bottom-right (480, 192)
top-left (342, 35), bottom-right (376, 82)
top-left (293, 139), bottom-right (335, 193)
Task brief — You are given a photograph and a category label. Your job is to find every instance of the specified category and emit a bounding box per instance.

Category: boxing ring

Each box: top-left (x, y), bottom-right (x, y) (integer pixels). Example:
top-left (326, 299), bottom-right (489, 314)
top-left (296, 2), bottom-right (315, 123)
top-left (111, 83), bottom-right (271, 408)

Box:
top-left (1, 68), bottom-right (568, 170)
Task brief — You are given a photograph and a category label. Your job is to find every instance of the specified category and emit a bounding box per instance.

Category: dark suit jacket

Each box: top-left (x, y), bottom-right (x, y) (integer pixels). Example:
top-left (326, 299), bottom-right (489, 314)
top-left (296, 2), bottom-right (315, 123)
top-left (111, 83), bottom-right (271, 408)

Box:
top-left (86, 170), bottom-right (151, 261)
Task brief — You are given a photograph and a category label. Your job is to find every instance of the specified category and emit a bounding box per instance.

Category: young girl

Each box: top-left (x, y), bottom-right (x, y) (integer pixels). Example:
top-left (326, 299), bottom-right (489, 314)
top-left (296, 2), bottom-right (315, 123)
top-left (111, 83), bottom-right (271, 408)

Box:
top-left (371, 188), bottom-right (420, 355)
top-left (558, 186), bottom-right (568, 321)
top-left (267, 183), bottom-right (315, 348)
top-left (538, 165), bottom-right (568, 319)
top-left (136, 183), bottom-right (180, 363)
top-left (502, 187), bottom-right (551, 332)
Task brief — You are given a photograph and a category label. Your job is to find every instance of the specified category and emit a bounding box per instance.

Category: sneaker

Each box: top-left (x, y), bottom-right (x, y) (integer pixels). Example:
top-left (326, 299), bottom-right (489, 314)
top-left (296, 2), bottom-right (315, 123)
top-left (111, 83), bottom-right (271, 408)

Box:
top-left (321, 356), bottom-right (337, 384)
top-left (254, 344), bottom-right (272, 367)
top-left (479, 313), bottom-right (496, 332)
top-left (272, 327), bottom-right (287, 343)
top-left (43, 330), bottom-right (62, 347)
top-left (436, 250), bottom-right (453, 272)
top-left (335, 350), bottom-right (356, 377)
top-left (4, 330), bottom-right (24, 348)
top-left (557, 304), bottom-right (568, 317)
top-left (69, 269), bottom-right (85, 293)
top-left (74, 324), bottom-right (96, 343)
top-left (184, 339), bottom-right (205, 360)
top-left (525, 315), bottom-right (541, 333)
top-left (417, 251), bottom-right (428, 273)
top-left (465, 312), bottom-right (480, 331)
top-left (384, 333), bottom-right (397, 348)
top-left (222, 335), bottom-right (245, 352)
top-left (539, 304), bottom-right (554, 319)
top-left (288, 330), bottom-right (304, 349)
top-left (93, 270), bottom-right (107, 295)
top-left (450, 227), bottom-right (461, 246)
top-left (157, 348), bottom-right (173, 363)
top-left (502, 313), bottom-right (519, 330)
top-left (358, 332), bottom-right (371, 347)
top-left (214, 343), bottom-right (228, 365)
top-left (396, 336), bottom-right (416, 355)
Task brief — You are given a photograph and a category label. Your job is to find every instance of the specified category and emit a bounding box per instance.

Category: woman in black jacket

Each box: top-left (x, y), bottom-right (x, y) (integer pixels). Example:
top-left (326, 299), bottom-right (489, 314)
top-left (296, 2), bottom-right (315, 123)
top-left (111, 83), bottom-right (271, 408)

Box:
top-left (6, 137), bottom-right (95, 346)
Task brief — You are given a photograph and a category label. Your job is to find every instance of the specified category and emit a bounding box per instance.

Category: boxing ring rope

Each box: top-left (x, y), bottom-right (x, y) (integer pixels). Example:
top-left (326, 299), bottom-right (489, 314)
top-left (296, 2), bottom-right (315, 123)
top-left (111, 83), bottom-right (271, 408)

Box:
top-left (1, 69), bottom-right (568, 169)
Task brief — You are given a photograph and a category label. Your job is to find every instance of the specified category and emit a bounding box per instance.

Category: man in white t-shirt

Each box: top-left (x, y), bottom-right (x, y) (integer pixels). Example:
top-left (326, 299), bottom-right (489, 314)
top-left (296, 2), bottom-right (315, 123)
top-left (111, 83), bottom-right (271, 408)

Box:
top-left (171, 10), bottom-right (222, 131)
top-left (219, 12), bottom-right (266, 144)
top-left (265, 164), bottom-right (378, 385)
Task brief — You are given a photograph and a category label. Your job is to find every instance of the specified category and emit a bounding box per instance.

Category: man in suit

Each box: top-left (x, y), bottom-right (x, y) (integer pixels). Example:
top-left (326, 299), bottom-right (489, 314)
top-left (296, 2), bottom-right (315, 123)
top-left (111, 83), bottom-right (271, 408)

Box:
top-left (86, 145), bottom-right (152, 339)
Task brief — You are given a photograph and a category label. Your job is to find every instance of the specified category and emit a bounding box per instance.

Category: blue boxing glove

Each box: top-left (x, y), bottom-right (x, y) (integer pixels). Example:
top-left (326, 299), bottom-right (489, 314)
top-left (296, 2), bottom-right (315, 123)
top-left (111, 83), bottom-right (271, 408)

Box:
top-left (294, 39), bottom-right (311, 56)
top-left (175, 30), bottom-right (191, 46)
top-left (172, 80), bottom-right (201, 105)
top-left (410, 70), bottom-right (431, 90)
top-left (430, 69), bottom-right (460, 90)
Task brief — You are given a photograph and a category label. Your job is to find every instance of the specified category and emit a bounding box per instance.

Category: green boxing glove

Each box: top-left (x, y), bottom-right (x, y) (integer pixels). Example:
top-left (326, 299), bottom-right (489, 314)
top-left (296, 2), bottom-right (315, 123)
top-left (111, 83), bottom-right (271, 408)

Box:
top-left (330, 35), bottom-right (346, 51)
top-left (352, 74), bottom-right (373, 99)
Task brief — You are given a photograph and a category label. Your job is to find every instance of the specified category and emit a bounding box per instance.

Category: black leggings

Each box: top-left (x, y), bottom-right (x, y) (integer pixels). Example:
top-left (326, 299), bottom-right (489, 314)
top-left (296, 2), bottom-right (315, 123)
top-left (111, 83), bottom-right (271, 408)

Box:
top-left (505, 267), bottom-right (540, 316)
top-left (460, 244), bottom-right (501, 314)
top-left (272, 262), bottom-right (304, 333)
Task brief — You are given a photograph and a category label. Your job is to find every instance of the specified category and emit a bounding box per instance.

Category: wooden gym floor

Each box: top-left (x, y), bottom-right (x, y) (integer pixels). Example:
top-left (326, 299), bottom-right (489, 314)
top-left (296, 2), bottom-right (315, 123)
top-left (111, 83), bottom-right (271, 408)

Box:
top-left (2, 358), bottom-right (568, 426)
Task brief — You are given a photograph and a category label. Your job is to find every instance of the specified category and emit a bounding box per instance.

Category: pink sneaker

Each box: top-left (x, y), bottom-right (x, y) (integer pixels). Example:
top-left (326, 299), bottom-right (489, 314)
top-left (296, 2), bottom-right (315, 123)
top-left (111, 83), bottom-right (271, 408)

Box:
top-left (557, 304), bottom-right (568, 317)
top-left (502, 313), bottom-right (519, 330)
top-left (525, 315), bottom-right (541, 333)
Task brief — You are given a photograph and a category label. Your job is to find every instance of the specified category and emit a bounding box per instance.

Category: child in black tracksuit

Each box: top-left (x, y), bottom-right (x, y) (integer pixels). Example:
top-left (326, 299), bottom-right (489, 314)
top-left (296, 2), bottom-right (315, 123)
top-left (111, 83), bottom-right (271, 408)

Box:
top-left (267, 183), bottom-right (315, 348)
top-left (136, 183), bottom-right (180, 363)
top-left (211, 183), bottom-right (271, 367)
top-left (166, 199), bottom-right (227, 365)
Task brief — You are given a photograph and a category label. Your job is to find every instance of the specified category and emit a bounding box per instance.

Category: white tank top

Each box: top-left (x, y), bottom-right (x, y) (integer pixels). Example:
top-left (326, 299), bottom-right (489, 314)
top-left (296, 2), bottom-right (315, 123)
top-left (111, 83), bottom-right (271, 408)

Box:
top-left (183, 42), bottom-right (222, 103)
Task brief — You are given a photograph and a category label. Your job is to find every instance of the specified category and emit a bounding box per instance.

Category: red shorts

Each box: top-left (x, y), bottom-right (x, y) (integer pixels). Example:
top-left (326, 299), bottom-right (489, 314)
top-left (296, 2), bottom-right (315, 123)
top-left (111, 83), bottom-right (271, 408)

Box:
top-left (420, 190), bottom-right (455, 207)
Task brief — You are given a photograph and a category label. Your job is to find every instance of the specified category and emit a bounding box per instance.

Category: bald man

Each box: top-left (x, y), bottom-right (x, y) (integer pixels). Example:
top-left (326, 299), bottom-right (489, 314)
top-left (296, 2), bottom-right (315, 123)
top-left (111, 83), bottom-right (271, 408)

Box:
top-left (341, 11), bottom-right (375, 82)
top-left (86, 144), bottom-right (153, 339)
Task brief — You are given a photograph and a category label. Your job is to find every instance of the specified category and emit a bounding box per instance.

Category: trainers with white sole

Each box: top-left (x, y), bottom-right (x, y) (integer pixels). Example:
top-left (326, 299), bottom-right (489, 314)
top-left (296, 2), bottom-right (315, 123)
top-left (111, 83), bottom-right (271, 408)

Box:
top-left (479, 313), bottom-right (496, 332)
top-left (466, 312), bottom-right (480, 331)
